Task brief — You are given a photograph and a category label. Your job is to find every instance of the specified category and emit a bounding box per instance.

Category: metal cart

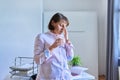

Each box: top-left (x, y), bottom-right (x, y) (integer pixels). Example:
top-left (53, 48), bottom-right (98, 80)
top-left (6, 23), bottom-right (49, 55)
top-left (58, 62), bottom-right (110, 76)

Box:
top-left (9, 57), bottom-right (38, 79)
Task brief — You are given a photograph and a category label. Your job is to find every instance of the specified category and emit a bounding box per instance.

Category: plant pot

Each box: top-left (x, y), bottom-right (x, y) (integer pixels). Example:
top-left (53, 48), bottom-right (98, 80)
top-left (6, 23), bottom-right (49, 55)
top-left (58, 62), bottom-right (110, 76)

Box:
top-left (70, 66), bottom-right (88, 75)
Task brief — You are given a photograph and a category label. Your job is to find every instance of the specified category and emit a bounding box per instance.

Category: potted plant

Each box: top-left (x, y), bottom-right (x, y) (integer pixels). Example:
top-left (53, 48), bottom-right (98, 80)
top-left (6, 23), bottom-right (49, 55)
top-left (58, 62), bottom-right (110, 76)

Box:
top-left (69, 55), bottom-right (82, 66)
top-left (69, 55), bottom-right (88, 75)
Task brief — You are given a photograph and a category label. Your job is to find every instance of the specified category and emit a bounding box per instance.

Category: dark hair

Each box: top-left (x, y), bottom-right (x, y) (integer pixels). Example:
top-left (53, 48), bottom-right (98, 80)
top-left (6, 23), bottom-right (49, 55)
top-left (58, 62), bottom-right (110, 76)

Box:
top-left (48, 13), bottom-right (69, 30)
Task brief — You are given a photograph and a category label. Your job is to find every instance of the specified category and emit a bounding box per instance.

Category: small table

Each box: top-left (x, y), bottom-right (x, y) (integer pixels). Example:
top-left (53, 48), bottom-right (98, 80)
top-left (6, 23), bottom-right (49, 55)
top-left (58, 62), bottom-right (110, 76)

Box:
top-left (72, 72), bottom-right (95, 80)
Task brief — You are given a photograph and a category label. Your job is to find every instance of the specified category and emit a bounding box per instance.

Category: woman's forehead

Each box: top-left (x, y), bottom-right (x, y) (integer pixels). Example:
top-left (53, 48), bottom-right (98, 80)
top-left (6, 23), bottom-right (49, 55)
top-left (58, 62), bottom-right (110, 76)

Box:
top-left (59, 19), bottom-right (68, 24)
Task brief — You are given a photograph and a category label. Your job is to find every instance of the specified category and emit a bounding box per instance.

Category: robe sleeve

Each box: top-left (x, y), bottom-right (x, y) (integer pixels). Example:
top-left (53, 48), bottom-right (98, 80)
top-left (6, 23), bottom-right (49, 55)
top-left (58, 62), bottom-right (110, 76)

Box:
top-left (65, 43), bottom-right (74, 61)
top-left (34, 34), bottom-right (52, 64)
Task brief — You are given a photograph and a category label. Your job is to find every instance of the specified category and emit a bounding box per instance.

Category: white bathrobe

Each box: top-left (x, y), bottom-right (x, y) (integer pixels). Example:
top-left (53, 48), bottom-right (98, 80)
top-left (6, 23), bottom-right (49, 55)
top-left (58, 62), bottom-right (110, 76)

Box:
top-left (34, 31), bottom-right (74, 80)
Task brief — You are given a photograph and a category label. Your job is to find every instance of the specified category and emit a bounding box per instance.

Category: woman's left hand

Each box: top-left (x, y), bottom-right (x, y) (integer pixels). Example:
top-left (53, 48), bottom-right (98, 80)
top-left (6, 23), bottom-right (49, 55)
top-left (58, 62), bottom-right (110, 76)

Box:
top-left (63, 26), bottom-right (68, 42)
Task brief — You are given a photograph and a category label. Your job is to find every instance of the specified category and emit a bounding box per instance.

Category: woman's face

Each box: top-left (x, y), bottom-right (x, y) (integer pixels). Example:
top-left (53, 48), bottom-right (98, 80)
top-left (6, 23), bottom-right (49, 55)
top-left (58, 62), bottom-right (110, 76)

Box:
top-left (52, 19), bottom-right (67, 34)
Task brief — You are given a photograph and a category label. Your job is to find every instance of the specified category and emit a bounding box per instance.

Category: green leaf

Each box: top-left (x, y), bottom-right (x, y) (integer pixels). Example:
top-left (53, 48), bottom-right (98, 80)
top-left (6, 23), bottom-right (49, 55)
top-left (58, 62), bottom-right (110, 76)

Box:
top-left (68, 55), bottom-right (82, 66)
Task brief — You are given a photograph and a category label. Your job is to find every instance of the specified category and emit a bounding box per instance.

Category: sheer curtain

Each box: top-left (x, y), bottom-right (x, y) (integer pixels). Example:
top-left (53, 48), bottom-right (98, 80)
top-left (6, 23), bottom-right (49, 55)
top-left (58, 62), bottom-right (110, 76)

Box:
top-left (106, 0), bottom-right (119, 80)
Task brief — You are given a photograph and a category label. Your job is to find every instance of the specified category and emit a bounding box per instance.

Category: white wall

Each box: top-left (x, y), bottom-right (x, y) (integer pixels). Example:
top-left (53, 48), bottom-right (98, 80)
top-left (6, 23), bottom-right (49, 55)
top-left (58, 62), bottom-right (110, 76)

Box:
top-left (43, 0), bottom-right (98, 11)
top-left (0, 0), bottom-right (42, 80)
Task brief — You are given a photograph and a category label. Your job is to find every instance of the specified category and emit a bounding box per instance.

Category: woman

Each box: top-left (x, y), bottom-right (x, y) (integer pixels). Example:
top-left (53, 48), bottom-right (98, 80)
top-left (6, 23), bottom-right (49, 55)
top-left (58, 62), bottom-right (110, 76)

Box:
top-left (34, 13), bottom-right (74, 80)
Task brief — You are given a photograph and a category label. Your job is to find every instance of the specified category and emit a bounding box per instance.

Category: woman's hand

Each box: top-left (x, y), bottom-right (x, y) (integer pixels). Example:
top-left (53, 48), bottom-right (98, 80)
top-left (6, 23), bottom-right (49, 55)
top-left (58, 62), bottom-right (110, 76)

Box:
top-left (63, 26), bottom-right (72, 44)
top-left (49, 38), bottom-right (63, 51)
top-left (63, 26), bottom-right (69, 42)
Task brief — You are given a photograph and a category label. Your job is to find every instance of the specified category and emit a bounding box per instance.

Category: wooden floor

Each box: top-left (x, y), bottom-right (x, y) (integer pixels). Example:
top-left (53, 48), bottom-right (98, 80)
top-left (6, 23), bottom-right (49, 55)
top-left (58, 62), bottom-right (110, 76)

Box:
top-left (99, 75), bottom-right (105, 80)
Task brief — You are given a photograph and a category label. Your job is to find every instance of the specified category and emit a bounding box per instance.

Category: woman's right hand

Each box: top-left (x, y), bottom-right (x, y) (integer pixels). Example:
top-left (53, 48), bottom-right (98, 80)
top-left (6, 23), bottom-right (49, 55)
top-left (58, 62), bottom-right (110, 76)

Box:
top-left (49, 38), bottom-right (63, 51)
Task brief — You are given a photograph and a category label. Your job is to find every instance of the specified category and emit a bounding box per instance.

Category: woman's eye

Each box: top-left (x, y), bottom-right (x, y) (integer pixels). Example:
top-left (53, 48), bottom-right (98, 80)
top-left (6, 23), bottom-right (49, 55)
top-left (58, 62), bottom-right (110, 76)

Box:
top-left (59, 23), bottom-right (65, 28)
top-left (60, 24), bottom-right (62, 26)
top-left (61, 24), bottom-right (64, 27)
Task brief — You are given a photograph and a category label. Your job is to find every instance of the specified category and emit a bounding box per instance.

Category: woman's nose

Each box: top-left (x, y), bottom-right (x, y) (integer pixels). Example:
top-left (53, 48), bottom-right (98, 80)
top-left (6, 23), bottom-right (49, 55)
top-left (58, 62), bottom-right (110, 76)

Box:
top-left (62, 25), bottom-right (65, 29)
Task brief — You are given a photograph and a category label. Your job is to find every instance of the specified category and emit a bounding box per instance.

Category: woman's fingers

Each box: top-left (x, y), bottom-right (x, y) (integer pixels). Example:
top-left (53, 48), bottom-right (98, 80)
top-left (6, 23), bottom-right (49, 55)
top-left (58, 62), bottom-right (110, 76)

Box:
top-left (55, 38), bottom-right (62, 46)
top-left (63, 27), bottom-right (68, 41)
